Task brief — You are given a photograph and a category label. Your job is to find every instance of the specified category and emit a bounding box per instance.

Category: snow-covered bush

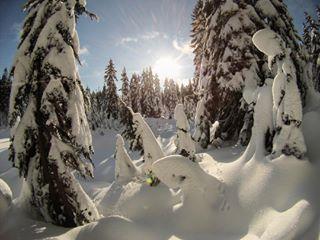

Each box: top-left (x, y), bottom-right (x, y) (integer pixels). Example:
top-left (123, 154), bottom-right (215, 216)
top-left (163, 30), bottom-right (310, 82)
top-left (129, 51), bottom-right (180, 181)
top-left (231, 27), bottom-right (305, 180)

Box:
top-left (174, 104), bottom-right (195, 160)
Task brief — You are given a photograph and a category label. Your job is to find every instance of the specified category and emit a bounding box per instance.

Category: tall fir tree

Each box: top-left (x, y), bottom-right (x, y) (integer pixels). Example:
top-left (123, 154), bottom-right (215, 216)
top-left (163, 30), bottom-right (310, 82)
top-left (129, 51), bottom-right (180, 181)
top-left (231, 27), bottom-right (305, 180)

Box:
top-left (120, 67), bottom-right (130, 106)
top-left (141, 67), bottom-right (156, 117)
top-left (104, 59), bottom-right (119, 121)
top-left (95, 88), bottom-right (106, 128)
top-left (0, 68), bottom-right (11, 126)
top-left (153, 74), bottom-right (162, 118)
top-left (9, 0), bottom-right (99, 227)
top-left (89, 90), bottom-right (99, 130)
top-left (139, 69), bottom-right (147, 116)
top-left (163, 79), bottom-right (179, 118)
top-left (129, 73), bottom-right (141, 113)
top-left (190, 0), bottom-right (206, 89)
top-left (119, 103), bottom-right (143, 153)
top-left (303, 8), bottom-right (320, 91)
top-left (182, 79), bottom-right (198, 121)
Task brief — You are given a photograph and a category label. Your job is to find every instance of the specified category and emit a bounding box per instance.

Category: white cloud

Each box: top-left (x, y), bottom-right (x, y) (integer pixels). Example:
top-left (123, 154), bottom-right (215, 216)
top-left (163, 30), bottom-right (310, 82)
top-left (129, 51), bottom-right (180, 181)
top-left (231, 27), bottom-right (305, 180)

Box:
top-left (79, 46), bottom-right (90, 55)
top-left (173, 39), bottom-right (193, 56)
top-left (119, 37), bottom-right (138, 45)
top-left (141, 31), bottom-right (160, 40)
top-left (118, 31), bottom-right (168, 46)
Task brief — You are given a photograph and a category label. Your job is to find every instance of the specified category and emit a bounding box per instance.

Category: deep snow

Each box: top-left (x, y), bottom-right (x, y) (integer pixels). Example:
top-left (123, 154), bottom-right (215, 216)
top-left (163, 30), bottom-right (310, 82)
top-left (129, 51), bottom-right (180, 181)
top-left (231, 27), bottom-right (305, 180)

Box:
top-left (0, 115), bottom-right (319, 240)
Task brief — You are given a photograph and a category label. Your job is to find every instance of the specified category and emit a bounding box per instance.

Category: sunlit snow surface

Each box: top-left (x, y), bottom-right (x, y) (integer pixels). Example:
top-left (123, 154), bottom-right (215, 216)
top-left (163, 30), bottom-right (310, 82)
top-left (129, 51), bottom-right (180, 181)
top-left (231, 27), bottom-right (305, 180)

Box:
top-left (0, 115), bottom-right (319, 239)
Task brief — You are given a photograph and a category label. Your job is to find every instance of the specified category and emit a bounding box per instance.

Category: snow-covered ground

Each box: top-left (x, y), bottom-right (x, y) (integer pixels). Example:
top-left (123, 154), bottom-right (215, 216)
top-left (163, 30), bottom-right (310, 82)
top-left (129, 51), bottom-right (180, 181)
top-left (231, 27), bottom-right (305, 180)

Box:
top-left (0, 118), bottom-right (242, 240)
top-left (0, 115), bottom-right (319, 240)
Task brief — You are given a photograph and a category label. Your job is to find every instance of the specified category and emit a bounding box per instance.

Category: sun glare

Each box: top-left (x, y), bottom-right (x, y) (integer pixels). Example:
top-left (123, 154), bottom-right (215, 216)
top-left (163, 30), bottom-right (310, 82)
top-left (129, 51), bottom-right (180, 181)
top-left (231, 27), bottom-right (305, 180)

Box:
top-left (153, 57), bottom-right (181, 81)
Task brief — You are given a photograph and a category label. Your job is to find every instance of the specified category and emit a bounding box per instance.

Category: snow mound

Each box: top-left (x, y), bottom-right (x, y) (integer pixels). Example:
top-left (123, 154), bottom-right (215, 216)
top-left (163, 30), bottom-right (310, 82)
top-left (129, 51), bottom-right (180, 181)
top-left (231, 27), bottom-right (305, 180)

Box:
top-left (48, 216), bottom-right (160, 240)
top-left (152, 155), bottom-right (230, 233)
top-left (96, 181), bottom-right (173, 222)
top-left (0, 178), bottom-right (12, 219)
top-left (261, 200), bottom-right (313, 240)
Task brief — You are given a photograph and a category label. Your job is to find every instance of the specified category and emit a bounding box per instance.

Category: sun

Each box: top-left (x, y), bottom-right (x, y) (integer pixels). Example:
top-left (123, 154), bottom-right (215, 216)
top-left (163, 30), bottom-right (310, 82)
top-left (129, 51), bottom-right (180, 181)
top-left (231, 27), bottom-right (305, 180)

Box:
top-left (153, 56), bottom-right (181, 80)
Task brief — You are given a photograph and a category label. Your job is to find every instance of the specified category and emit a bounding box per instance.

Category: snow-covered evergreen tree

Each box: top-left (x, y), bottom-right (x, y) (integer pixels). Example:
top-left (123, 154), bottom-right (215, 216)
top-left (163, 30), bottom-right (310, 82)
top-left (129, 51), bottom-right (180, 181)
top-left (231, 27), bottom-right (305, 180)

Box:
top-left (190, 0), bottom-right (206, 89)
top-left (88, 91), bottom-right (95, 130)
top-left (139, 70), bottom-right (147, 116)
top-left (169, 80), bottom-right (179, 112)
top-left (119, 104), bottom-right (143, 153)
top-left (255, 0), bottom-right (306, 98)
top-left (119, 67), bottom-right (131, 127)
top-left (174, 104), bottom-right (196, 160)
top-left (176, 83), bottom-right (181, 103)
top-left (129, 73), bottom-right (141, 113)
top-left (162, 78), bottom-right (170, 117)
top-left (153, 74), bottom-right (162, 118)
top-left (303, 9), bottom-right (320, 91)
top-left (141, 68), bottom-right (156, 118)
top-left (0, 68), bottom-right (11, 126)
top-left (120, 67), bottom-right (130, 107)
top-left (192, 0), bottom-right (263, 146)
top-left (193, 98), bottom-right (210, 148)
top-left (87, 88), bottom-right (104, 130)
top-left (182, 79), bottom-right (198, 121)
top-left (163, 79), bottom-right (178, 118)
top-left (192, 0), bottom-right (304, 147)
top-left (9, 0), bottom-right (99, 226)
top-left (104, 59), bottom-right (119, 121)
top-left (94, 89), bottom-right (106, 129)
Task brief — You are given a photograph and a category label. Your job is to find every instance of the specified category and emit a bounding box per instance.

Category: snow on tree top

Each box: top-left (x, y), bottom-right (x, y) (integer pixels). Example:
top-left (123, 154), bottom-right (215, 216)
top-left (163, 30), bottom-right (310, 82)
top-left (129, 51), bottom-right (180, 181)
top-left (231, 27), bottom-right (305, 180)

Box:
top-left (252, 29), bottom-right (284, 57)
top-left (174, 104), bottom-right (190, 131)
top-left (256, 0), bottom-right (278, 18)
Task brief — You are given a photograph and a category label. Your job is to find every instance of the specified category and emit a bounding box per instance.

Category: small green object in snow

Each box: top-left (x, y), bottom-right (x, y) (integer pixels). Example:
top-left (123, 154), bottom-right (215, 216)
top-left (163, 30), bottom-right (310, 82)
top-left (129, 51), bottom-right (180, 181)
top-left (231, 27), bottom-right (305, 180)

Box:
top-left (146, 177), bottom-right (153, 185)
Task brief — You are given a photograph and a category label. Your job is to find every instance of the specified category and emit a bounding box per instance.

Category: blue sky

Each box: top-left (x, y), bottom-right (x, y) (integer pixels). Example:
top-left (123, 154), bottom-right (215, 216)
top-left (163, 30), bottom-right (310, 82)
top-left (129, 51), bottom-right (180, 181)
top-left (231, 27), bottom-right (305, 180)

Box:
top-left (0, 0), bottom-right (319, 90)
